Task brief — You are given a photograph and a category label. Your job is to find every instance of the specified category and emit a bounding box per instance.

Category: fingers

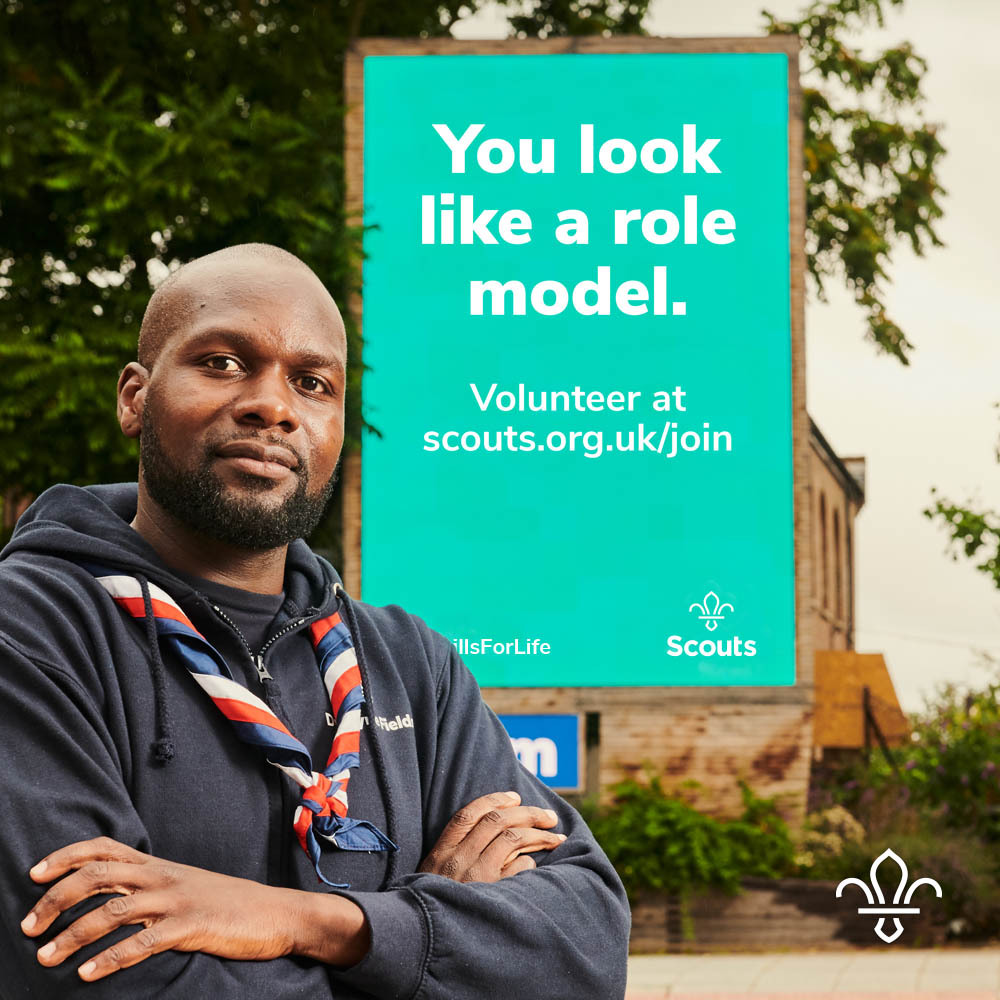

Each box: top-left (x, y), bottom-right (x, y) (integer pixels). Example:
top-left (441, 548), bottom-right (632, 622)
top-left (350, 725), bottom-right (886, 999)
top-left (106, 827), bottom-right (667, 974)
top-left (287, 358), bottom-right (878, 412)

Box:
top-left (470, 827), bottom-right (567, 883)
top-left (19, 842), bottom-right (299, 979)
top-left (76, 920), bottom-right (178, 982)
top-left (452, 805), bottom-right (560, 861)
top-left (500, 854), bottom-right (537, 878)
top-left (22, 860), bottom-right (156, 937)
top-left (497, 829), bottom-right (567, 870)
top-left (33, 892), bottom-right (170, 970)
top-left (29, 837), bottom-right (147, 884)
top-left (420, 799), bottom-right (561, 879)
top-left (420, 790), bottom-right (567, 882)
top-left (430, 791), bottom-right (523, 853)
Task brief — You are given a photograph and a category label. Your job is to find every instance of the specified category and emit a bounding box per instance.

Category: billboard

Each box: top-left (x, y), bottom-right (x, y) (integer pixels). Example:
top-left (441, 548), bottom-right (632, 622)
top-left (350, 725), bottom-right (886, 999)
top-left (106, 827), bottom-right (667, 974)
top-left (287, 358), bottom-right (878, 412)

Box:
top-left (354, 40), bottom-right (801, 688)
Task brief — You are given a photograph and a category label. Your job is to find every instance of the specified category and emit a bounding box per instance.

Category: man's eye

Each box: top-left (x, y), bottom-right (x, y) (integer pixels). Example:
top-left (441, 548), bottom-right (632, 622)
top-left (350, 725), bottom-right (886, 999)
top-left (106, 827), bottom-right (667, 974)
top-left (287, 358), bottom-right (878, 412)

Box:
top-left (205, 357), bottom-right (240, 372)
top-left (295, 375), bottom-right (331, 394)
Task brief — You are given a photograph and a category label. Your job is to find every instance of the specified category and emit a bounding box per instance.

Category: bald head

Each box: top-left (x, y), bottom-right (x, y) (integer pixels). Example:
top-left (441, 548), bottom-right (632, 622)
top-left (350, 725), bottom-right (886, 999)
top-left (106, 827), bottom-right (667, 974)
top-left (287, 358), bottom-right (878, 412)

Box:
top-left (138, 244), bottom-right (340, 368)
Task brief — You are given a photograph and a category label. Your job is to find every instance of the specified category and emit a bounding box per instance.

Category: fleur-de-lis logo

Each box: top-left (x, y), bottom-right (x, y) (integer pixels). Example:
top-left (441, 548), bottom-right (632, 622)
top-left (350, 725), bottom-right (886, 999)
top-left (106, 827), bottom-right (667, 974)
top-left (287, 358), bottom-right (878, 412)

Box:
top-left (836, 848), bottom-right (942, 943)
top-left (688, 591), bottom-right (733, 631)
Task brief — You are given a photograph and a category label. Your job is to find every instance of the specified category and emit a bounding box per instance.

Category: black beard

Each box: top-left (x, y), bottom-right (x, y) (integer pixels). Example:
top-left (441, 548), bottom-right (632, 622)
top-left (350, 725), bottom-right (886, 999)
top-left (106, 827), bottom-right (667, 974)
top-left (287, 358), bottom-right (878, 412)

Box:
top-left (139, 406), bottom-right (336, 551)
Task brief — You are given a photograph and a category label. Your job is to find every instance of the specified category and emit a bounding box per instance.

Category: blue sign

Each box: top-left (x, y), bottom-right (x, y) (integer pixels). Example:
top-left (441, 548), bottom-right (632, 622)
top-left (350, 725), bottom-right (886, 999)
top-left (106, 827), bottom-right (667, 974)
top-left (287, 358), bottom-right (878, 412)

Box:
top-left (498, 713), bottom-right (582, 791)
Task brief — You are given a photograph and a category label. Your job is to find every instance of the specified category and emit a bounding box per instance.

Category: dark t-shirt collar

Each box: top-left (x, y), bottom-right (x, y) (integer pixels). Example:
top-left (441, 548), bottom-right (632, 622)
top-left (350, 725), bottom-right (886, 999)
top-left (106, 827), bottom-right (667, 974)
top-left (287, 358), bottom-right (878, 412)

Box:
top-left (170, 568), bottom-right (286, 656)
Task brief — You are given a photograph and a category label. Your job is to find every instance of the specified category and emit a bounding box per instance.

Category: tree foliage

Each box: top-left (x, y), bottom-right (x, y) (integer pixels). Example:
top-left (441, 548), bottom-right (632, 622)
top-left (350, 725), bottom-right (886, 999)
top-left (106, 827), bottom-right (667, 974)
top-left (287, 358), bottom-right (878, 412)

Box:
top-left (925, 402), bottom-right (1000, 590)
top-left (0, 0), bottom-right (468, 511)
top-left (507, 0), bottom-right (945, 363)
top-left (925, 488), bottom-right (1000, 590)
top-left (1, 0), bottom-right (944, 528)
top-left (849, 665), bottom-right (1000, 842)
top-left (808, 669), bottom-right (1000, 936)
top-left (506, 0), bottom-right (646, 37)
top-left (762, 0), bottom-right (945, 362)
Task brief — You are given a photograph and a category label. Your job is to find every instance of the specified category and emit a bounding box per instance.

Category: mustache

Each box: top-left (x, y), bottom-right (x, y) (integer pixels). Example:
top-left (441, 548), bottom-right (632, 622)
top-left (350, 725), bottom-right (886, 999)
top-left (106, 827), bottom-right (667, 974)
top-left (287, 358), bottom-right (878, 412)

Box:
top-left (208, 432), bottom-right (307, 474)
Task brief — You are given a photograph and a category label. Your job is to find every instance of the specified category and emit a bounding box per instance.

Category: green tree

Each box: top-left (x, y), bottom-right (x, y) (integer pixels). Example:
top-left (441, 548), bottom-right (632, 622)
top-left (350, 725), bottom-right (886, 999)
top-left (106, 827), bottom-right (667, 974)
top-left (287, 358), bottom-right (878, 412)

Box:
top-left (0, 0), bottom-right (469, 546)
top-left (1, 0), bottom-right (944, 539)
top-left (507, 0), bottom-right (647, 36)
top-left (925, 488), bottom-right (1000, 591)
top-left (762, 0), bottom-right (945, 362)
top-left (925, 404), bottom-right (1000, 588)
top-left (858, 665), bottom-right (1000, 842)
top-left (508, 0), bottom-right (946, 363)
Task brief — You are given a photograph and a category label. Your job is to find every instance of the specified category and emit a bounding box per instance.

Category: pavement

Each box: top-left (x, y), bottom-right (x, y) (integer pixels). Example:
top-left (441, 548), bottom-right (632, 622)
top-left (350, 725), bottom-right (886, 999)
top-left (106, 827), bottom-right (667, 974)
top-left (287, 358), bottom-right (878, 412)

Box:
top-left (625, 949), bottom-right (1000, 999)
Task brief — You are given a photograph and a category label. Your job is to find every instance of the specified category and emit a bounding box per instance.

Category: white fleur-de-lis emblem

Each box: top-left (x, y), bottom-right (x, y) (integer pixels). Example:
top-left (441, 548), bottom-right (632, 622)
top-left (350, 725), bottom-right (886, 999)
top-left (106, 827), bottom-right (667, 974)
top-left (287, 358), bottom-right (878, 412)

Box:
top-left (688, 591), bottom-right (733, 631)
top-left (836, 848), bottom-right (942, 943)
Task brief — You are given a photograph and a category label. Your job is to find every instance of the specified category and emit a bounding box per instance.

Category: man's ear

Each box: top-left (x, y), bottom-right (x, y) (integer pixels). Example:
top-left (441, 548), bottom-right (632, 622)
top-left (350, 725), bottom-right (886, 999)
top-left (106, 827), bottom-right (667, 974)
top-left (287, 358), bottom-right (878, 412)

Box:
top-left (118, 362), bottom-right (150, 439)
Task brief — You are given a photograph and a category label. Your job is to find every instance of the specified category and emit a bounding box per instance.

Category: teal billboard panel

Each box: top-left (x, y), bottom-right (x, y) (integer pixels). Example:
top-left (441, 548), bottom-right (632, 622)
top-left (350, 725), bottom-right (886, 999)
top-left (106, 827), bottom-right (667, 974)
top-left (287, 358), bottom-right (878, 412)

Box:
top-left (361, 52), bottom-right (794, 687)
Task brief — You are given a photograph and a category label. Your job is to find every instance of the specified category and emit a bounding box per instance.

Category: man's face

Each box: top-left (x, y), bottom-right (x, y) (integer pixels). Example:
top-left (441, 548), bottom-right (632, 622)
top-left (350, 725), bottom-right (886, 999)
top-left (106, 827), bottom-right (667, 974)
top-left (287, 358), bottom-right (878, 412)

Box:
top-left (134, 260), bottom-right (347, 550)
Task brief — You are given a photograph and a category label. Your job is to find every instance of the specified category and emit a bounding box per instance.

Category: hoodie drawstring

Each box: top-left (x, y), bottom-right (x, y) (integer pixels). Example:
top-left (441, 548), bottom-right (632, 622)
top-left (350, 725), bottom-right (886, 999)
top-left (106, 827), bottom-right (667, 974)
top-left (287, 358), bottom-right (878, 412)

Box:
top-left (338, 586), bottom-right (400, 888)
top-left (136, 573), bottom-right (176, 765)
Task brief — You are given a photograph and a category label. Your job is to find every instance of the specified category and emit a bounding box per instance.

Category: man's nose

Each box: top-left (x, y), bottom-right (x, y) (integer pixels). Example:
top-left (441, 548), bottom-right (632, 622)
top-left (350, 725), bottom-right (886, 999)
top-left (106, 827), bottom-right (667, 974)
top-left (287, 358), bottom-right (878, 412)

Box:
top-left (231, 369), bottom-right (300, 432)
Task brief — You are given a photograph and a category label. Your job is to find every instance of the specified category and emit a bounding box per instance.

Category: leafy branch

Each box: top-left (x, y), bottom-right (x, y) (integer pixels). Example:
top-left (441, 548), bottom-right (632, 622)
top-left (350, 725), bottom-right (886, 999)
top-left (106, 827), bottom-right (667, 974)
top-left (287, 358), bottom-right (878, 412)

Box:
top-left (764, 0), bottom-right (945, 362)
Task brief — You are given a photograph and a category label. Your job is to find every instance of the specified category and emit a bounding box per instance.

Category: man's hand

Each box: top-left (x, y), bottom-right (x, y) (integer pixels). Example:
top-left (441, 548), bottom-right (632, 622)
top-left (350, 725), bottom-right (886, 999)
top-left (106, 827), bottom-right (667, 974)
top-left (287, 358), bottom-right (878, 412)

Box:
top-left (418, 791), bottom-right (566, 883)
top-left (20, 837), bottom-right (368, 981)
top-left (20, 795), bottom-right (563, 981)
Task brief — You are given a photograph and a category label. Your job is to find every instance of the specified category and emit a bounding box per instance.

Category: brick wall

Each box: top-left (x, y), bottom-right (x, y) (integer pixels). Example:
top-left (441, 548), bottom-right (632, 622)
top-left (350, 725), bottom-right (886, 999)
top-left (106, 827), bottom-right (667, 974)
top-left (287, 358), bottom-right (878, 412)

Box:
top-left (484, 686), bottom-right (813, 823)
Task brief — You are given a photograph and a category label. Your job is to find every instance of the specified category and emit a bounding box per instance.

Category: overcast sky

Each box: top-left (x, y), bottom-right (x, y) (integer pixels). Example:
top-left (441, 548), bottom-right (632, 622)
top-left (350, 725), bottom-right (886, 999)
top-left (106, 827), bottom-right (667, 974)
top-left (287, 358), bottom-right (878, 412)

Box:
top-left (453, 0), bottom-right (1000, 710)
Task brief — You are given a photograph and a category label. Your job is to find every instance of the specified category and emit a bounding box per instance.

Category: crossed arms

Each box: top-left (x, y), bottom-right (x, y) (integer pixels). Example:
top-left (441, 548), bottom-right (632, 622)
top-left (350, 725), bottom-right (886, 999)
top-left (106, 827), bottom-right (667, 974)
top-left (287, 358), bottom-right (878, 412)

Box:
top-left (1, 627), bottom-right (629, 999)
top-left (21, 792), bottom-right (565, 982)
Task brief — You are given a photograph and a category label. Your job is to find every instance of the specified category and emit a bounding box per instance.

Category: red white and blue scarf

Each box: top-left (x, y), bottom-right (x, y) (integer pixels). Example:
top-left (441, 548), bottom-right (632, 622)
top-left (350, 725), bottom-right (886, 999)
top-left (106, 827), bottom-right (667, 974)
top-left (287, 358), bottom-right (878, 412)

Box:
top-left (86, 566), bottom-right (395, 885)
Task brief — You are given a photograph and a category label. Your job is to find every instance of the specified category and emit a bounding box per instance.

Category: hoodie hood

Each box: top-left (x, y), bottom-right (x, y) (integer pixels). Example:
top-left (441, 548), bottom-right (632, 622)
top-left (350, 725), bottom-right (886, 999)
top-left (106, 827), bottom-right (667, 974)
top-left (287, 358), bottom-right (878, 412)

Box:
top-left (3, 482), bottom-right (345, 770)
top-left (3, 483), bottom-right (341, 613)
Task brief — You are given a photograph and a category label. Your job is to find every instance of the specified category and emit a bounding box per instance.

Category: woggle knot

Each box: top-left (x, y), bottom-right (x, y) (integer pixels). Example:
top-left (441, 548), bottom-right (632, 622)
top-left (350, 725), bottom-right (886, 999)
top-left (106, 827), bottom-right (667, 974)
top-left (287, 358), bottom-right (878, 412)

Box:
top-left (302, 774), bottom-right (335, 812)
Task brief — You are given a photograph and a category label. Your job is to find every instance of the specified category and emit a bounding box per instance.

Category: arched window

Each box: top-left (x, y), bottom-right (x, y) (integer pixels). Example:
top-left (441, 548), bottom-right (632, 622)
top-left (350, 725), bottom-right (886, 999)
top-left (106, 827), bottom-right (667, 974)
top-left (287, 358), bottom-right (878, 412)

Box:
top-left (819, 493), bottom-right (828, 610)
top-left (833, 509), bottom-right (842, 620)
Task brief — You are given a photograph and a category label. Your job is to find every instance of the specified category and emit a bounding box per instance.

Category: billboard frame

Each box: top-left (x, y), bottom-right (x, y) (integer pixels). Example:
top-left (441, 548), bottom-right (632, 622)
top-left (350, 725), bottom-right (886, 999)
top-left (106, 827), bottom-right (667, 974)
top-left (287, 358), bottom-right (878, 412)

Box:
top-left (342, 33), bottom-right (812, 697)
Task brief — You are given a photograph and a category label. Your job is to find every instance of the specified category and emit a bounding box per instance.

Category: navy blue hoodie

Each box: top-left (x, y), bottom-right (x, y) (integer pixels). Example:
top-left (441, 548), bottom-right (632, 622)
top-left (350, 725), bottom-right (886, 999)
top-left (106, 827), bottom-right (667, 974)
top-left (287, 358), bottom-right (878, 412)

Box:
top-left (0, 484), bottom-right (629, 999)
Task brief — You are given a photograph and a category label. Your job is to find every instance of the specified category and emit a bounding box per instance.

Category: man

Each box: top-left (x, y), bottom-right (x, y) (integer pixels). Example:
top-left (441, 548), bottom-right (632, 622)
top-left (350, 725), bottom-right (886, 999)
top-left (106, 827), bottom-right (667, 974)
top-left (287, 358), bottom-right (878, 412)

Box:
top-left (0, 244), bottom-right (629, 998)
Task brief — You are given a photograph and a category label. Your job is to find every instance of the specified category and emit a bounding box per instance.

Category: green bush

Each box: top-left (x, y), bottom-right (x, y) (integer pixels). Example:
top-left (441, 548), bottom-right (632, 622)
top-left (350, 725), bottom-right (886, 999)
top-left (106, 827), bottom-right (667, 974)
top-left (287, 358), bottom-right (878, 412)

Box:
top-left (851, 670), bottom-right (1000, 843)
top-left (807, 664), bottom-right (1000, 939)
top-left (793, 804), bottom-right (866, 870)
top-left (581, 777), bottom-right (796, 900)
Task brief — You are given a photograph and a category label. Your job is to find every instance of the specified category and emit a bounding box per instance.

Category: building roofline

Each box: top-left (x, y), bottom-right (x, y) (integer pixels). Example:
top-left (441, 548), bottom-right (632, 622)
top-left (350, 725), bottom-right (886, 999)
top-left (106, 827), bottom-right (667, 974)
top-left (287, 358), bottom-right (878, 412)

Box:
top-left (809, 416), bottom-right (865, 506)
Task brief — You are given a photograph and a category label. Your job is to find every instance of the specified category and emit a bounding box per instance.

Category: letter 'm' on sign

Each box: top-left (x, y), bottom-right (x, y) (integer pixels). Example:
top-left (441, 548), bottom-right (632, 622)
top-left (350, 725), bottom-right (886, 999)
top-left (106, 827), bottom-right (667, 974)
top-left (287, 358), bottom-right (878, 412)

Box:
top-left (511, 736), bottom-right (559, 778)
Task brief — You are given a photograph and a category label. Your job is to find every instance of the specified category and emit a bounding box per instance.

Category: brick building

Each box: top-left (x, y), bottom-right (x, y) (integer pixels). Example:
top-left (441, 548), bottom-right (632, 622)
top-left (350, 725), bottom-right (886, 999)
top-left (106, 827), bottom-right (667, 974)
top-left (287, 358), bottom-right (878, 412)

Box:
top-left (809, 419), bottom-right (864, 653)
top-left (482, 417), bottom-right (900, 824)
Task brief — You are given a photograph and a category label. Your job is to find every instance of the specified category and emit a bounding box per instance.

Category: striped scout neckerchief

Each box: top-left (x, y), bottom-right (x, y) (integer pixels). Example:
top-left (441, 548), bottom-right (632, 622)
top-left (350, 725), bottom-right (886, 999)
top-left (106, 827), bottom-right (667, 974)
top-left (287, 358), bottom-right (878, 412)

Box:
top-left (86, 566), bottom-right (395, 885)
